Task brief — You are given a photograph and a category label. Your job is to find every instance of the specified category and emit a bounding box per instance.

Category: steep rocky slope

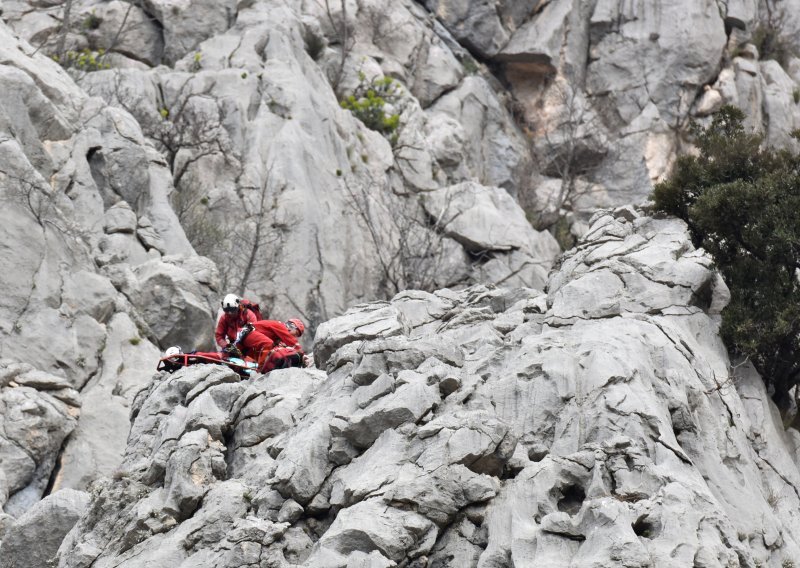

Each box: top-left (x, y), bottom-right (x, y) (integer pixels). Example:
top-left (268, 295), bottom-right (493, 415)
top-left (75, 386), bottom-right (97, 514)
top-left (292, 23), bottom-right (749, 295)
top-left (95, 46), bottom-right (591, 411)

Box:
top-left (0, 20), bottom-right (222, 513)
top-left (3, 0), bottom-right (800, 563)
top-left (0, 0), bottom-right (559, 513)
top-left (2, 0), bottom-right (563, 325)
top-left (5, 0), bottom-right (800, 332)
top-left (17, 209), bottom-right (797, 567)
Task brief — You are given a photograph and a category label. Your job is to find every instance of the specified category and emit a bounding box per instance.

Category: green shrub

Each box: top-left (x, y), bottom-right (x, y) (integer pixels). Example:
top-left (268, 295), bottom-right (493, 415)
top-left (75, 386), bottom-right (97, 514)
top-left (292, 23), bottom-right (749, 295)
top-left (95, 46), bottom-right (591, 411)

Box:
top-left (339, 73), bottom-right (401, 144)
top-left (82, 11), bottom-right (102, 31)
top-left (652, 105), bottom-right (800, 410)
top-left (52, 48), bottom-right (111, 72)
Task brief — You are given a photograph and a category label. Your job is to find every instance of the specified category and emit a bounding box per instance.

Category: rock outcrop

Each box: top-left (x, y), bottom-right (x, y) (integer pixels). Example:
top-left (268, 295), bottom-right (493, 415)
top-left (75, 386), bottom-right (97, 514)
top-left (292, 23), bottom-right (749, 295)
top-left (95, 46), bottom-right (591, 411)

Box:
top-left (51, 210), bottom-right (800, 566)
top-left (0, 20), bottom-right (218, 508)
top-left (4, 0), bottom-right (800, 561)
top-left (0, 488), bottom-right (90, 567)
top-left (0, 361), bottom-right (80, 516)
top-left (2, 0), bottom-right (561, 328)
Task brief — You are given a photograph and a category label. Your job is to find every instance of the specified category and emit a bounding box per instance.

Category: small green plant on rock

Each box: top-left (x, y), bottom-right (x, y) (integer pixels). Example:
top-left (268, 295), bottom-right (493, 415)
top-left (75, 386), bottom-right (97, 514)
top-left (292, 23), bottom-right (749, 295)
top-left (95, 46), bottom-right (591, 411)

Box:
top-left (191, 51), bottom-right (202, 72)
top-left (82, 10), bottom-right (102, 31)
top-left (52, 48), bottom-right (111, 72)
top-left (339, 72), bottom-right (401, 144)
top-left (461, 56), bottom-right (479, 75)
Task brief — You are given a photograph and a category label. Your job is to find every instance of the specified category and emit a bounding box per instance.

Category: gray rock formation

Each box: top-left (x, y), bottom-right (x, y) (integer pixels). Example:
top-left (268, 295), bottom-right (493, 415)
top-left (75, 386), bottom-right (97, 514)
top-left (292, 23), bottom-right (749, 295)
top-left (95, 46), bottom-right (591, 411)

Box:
top-left (0, 19), bottom-right (218, 508)
top-left (0, 488), bottom-right (90, 567)
top-left (52, 211), bottom-right (800, 566)
top-left (4, 0), bottom-right (800, 559)
top-left (2, 0), bottom-right (560, 331)
top-left (0, 361), bottom-right (80, 516)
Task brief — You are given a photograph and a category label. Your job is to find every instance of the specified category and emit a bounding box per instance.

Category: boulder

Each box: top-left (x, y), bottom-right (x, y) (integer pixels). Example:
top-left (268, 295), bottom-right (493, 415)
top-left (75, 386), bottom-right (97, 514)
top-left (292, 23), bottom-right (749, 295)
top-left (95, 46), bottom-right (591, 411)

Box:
top-left (81, 1), bottom-right (165, 66)
top-left (132, 258), bottom-right (216, 350)
top-left (52, 314), bottom-right (161, 492)
top-left (141, 0), bottom-right (237, 63)
top-left (0, 489), bottom-right (89, 568)
top-left (422, 181), bottom-right (560, 288)
top-left (0, 361), bottom-right (80, 516)
top-left (423, 0), bottom-right (509, 57)
top-left (427, 76), bottom-right (532, 194)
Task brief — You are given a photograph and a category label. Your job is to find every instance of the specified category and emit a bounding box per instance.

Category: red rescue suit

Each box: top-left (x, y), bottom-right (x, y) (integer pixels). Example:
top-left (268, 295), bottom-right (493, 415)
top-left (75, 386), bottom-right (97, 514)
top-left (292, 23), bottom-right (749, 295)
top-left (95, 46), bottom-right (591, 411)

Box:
top-left (240, 320), bottom-right (303, 372)
top-left (215, 308), bottom-right (257, 350)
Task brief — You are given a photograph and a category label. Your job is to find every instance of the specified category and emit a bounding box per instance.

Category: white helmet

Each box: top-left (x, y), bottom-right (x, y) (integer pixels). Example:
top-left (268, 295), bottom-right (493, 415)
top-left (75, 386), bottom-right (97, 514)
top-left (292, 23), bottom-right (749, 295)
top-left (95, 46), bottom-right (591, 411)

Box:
top-left (221, 294), bottom-right (240, 312)
top-left (165, 346), bottom-right (183, 357)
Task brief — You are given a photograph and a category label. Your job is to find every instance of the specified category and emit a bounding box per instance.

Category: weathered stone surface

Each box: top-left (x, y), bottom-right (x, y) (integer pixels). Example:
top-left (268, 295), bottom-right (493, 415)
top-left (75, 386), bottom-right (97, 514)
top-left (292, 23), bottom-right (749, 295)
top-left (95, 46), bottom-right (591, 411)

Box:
top-left (0, 489), bottom-right (89, 568)
top-left (81, 1), bottom-right (165, 66)
top-left (52, 314), bottom-right (161, 492)
top-left (132, 258), bottom-right (216, 350)
top-left (0, 361), bottom-right (80, 517)
top-left (423, 0), bottom-right (509, 58)
top-left (6, 0), bottom-right (800, 563)
top-left (141, 0), bottom-right (236, 64)
top-left (422, 181), bottom-right (560, 290)
top-left (48, 211), bottom-right (800, 566)
top-left (427, 76), bottom-right (533, 194)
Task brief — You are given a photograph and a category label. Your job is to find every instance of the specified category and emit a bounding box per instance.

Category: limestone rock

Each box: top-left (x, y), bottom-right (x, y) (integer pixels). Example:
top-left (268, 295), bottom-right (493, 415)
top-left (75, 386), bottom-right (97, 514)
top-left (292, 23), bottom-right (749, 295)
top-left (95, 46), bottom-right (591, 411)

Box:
top-left (423, 0), bottom-right (509, 58)
top-left (0, 361), bottom-right (80, 517)
top-left (0, 489), bottom-right (89, 568)
top-left (141, 0), bottom-right (237, 64)
top-left (81, 1), bottom-right (165, 66)
top-left (52, 314), bottom-right (161, 492)
top-left (51, 212), bottom-right (800, 566)
top-left (427, 76), bottom-right (532, 194)
top-left (132, 258), bottom-right (216, 350)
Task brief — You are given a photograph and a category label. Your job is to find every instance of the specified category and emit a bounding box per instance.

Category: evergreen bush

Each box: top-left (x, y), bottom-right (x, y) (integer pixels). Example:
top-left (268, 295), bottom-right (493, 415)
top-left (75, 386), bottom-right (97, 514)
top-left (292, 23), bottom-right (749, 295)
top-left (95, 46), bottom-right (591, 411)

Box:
top-left (653, 105), bottom-right (800, 409)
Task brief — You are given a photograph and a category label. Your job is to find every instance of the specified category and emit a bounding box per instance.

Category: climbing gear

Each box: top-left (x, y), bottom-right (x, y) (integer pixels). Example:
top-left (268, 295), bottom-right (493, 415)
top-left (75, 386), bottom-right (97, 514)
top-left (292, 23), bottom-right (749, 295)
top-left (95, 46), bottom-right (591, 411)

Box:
top-left (157, 350), bottom-right (258, 378)
top-left (234, 323), bottom-right (254, 346)
top-left (239, 299), bottom-right (263, 320)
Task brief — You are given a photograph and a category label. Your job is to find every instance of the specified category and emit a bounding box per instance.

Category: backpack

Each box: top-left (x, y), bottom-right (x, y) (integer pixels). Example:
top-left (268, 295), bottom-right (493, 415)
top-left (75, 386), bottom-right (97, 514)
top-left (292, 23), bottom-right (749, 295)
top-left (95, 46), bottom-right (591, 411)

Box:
top-left (240, 298), bottom-right (263, 321)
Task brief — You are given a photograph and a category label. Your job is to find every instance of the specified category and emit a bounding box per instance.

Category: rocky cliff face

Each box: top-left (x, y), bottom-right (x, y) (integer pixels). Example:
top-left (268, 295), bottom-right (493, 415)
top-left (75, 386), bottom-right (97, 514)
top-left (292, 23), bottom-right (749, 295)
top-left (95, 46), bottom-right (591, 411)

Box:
top-left (3, 0), bottom-right (800, 565)
top-left (21, 210), bottom-right (797, 567)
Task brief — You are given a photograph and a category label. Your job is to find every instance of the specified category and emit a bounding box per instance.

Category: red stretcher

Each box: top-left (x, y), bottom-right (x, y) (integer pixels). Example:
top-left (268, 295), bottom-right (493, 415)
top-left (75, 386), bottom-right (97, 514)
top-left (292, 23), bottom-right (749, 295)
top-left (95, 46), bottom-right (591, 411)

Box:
top-left (156, 351), bottom-right (259, 378)
top-left (156, 347), bottom-right (306, 378)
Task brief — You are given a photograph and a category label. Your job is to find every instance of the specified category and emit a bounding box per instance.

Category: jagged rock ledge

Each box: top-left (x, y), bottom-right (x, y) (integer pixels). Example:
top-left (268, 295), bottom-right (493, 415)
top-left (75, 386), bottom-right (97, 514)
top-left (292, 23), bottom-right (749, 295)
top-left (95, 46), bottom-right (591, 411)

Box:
top-left (39, 210), bottom-right (800, 567)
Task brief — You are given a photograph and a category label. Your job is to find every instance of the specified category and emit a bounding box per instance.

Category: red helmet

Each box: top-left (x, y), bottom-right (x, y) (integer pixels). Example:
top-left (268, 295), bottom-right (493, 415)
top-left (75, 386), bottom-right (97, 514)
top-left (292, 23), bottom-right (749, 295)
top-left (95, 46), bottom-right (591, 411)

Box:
top-left (287, 318), bottom-right (305, 335)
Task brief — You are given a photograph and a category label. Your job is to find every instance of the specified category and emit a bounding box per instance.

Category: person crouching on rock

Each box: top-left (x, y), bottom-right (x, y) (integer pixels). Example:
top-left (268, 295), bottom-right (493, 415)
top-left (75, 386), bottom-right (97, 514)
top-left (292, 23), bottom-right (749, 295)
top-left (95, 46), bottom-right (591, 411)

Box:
top-left (240, 318), bottom-right (309, 373)
top-left (215, 293), bottom-right (257, 353)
